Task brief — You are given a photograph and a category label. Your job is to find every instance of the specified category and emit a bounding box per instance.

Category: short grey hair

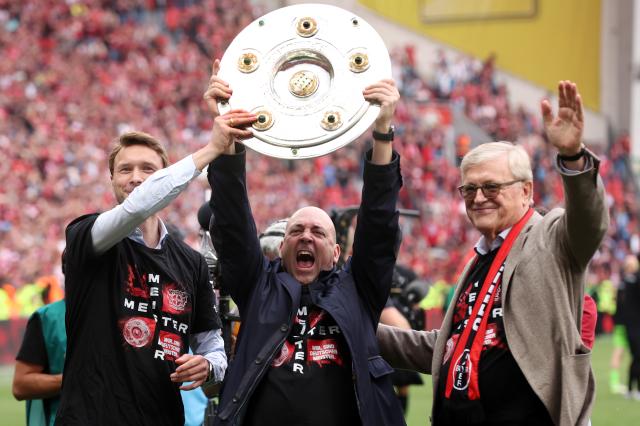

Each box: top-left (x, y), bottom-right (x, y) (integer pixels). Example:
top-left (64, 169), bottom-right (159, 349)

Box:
top-left (460, 141), bottom-right (533, 182)
top-left (260, 218), bottom-right (288, 259)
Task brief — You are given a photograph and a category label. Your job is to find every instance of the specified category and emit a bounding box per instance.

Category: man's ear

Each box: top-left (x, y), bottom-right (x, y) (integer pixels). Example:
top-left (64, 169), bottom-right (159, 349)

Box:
top-left (523, 180), bottom-right (533, 206)
top-left (333, 243), bottom-right (341, 265)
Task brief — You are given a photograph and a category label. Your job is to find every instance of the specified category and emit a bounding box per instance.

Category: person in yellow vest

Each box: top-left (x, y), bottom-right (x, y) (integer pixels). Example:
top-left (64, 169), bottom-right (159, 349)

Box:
top-left (16, 283), bottom-right (46, 318)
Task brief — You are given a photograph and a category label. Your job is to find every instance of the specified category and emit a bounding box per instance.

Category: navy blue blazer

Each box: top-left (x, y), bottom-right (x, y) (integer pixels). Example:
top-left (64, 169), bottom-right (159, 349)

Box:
top-left (208, 146), bottom-right (406, 426)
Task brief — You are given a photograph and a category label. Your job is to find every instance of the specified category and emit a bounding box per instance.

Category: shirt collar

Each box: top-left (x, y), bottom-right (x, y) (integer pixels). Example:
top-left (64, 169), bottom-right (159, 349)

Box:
top-left (474, 227), bottom-right (511, 255)
top-left (128, 219), bottom-right (169, 249)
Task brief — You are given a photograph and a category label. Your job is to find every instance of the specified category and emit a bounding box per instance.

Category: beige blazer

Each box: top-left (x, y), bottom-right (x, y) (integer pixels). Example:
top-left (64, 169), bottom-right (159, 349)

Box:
top-left (378, 155), bottom-right (609, 426)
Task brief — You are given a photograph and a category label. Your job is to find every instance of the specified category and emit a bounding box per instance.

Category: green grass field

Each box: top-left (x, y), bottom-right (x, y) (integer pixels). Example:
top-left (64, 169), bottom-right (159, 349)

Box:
top-left (1, 335), bottom-right (639, 425)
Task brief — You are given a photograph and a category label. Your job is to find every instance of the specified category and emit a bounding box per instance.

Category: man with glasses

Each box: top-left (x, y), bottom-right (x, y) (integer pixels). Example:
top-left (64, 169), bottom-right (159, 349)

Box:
top-left (377, 81), bottom-right (608, 426)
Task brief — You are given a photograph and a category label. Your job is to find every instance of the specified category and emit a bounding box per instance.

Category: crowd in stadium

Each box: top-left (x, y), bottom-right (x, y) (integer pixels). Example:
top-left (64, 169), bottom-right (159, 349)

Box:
top-left (0, 0), bottom-right (637, 316)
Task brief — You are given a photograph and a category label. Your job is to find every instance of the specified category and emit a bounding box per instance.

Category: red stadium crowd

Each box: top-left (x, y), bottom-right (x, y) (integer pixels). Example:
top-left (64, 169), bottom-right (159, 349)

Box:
top-left (0, 0), bottom-right (637, 315)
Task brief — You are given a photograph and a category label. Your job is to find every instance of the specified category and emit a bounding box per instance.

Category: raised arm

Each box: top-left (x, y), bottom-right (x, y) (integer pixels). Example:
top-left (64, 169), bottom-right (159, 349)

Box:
top-left (541, 80), bottom-right (609, 267)
top-left (208, 146), bottom-right (263, 307)
top-left (91, 156), bottom-right (201, 254)
top-left (350, 79), bottom-right (402, 318)
top-left (204, 59), bottom-right (262, 306)
top-left (91, 108), bottom-right (255, 255)
top-left (364, 79), bottom-right (398, 166)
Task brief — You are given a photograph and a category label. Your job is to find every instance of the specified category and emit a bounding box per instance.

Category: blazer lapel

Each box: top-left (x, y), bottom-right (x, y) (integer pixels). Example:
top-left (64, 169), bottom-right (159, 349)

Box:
top-left (502, 212), bottom-right (541, 298)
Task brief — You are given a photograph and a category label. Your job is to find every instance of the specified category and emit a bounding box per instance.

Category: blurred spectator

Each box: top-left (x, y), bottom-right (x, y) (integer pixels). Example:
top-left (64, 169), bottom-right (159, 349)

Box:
top-left (621, 255), bottom-right (640, 400)
top-left (12, 299), bottom-right (65, 426)
top-left (610, 255), bottom-right (638, 394)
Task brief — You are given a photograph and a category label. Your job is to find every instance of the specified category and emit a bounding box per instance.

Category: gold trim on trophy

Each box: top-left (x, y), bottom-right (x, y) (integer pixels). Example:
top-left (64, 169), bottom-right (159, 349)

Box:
top-left (238, 53), bottom-right (259, 73)
top-left (252, 110), bottom-right (275, 131)
top-left (349, 52), bottom-right (369, 73)
top-left (320, 111), bottom-right (342, 131)
top-left (296, 17), bottom-right (318, 37)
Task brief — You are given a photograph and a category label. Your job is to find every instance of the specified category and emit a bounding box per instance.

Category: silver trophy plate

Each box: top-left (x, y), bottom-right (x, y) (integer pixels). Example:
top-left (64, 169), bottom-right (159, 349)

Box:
top-left (217, 3), bottom-right (392, 159)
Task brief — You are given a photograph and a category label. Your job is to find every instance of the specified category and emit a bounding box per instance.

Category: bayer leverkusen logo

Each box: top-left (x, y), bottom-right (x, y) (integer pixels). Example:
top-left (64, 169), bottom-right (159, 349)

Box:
top-left (452, 349), bottom-right (472, 390)
top-left (167, 289), bottom-right (188, 312)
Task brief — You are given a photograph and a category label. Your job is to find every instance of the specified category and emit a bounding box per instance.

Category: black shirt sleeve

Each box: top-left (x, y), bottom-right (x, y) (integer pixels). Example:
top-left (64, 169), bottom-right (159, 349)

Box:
top-left (207, 145), bottom-right (264, 309)
top-left (16, 313), bottom-right (49, 370)
top-left (351, 150), bottom-right (403, 317)
top-left (64, 213), bottom-right (100, 297)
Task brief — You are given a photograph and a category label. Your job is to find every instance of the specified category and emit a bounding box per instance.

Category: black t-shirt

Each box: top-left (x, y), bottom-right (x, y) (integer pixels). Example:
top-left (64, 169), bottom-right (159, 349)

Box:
top-left (17, 313), bottom-right (49, 367)
top-left (243, 286), bottom-right (360, 426)
top-left (435, 249), bottom-right (552, 426)
top-left (17, 313), bottom-right (57, 422)
top-left (56, 214), bottom-right (220, 426)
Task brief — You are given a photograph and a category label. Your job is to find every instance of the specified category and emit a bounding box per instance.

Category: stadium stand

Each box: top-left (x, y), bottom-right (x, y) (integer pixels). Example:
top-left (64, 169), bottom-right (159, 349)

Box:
top-left (0, 0), bottom-right (637, 326)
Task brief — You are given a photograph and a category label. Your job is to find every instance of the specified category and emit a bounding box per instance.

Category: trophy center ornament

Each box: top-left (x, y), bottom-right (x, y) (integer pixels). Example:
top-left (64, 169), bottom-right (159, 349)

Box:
top-left (289, 70), bottom-right (319, 98)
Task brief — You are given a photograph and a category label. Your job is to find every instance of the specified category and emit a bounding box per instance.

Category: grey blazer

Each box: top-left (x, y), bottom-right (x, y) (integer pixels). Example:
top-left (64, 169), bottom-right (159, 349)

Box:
top-left (378, 153), bottom-right (609, 426)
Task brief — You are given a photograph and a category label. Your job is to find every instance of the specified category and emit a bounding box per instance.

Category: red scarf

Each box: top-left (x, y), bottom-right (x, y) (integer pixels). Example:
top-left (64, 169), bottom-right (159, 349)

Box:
top-left (444, 208), bottom-right (534, 403)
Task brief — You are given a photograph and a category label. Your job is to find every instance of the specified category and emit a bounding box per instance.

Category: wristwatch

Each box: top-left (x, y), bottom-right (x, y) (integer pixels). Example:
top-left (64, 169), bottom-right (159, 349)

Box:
top-left (372, 125), bottom-right (394, 142)
top-left (202, 361), bottom-right (222, 397)
top-left (558, 146), bottom-right (586, 162)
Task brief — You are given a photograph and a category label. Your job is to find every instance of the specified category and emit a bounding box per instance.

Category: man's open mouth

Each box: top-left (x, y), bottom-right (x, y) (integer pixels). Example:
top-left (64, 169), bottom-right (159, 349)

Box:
top-left (296, 250), bottom-right (315, 268)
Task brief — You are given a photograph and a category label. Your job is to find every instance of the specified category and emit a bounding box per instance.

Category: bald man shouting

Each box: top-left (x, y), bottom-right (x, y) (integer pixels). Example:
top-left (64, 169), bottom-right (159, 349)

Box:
top-left (204, 64), bottom-right (405, 426)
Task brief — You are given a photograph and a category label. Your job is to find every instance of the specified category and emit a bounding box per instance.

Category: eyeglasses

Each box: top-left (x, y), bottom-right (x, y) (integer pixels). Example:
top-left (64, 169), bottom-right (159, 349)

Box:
top-left (457, 179), bottom-right (524, 201)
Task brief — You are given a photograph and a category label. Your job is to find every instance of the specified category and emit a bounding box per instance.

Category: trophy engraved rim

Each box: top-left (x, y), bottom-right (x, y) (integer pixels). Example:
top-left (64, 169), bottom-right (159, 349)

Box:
top-left (217, 4), bottom-right (391, 159)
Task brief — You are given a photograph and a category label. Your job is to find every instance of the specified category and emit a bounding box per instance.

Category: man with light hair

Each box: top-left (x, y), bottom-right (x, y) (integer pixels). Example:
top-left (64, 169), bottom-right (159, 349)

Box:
top-left (462, 142), bottom-right (533, 190)
top-left (57, 107), bottom-right (256, 424)
top-left (377, 80), bottom-right (609, 426)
